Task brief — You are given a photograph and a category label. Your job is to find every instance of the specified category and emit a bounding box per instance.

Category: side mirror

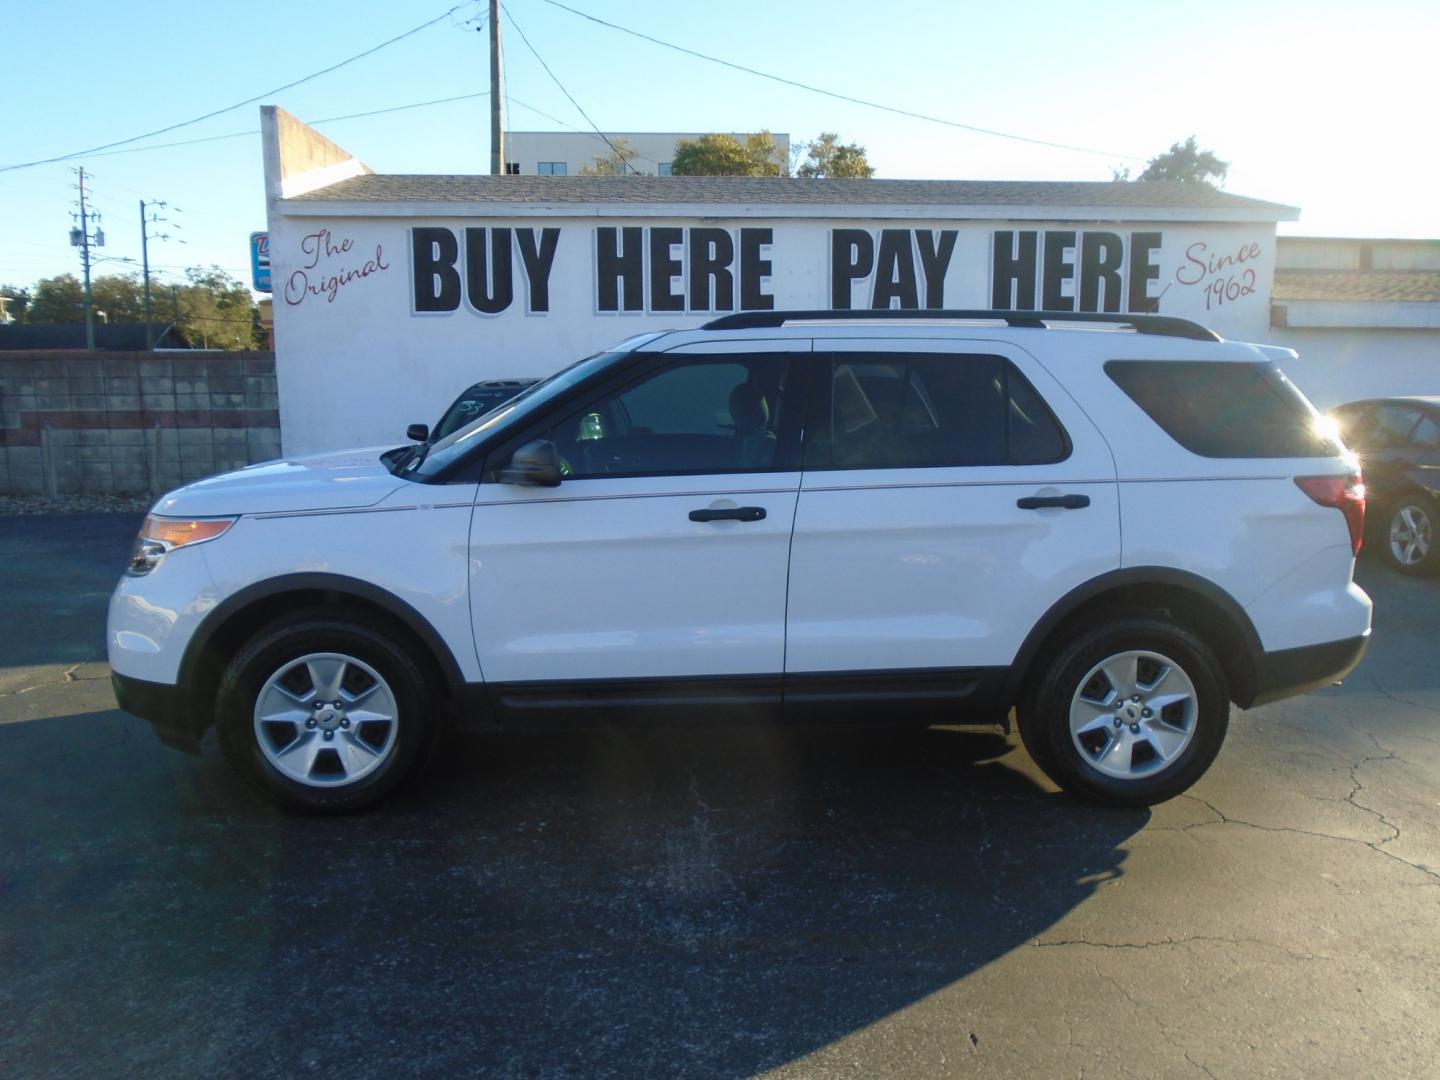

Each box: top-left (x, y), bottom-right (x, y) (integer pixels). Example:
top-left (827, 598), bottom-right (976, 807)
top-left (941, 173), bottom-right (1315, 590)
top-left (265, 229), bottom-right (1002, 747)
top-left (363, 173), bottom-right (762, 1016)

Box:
top-left (406, 423), bottom-right (430, 443)
top-left (498, 439), bottom-right (563, 487)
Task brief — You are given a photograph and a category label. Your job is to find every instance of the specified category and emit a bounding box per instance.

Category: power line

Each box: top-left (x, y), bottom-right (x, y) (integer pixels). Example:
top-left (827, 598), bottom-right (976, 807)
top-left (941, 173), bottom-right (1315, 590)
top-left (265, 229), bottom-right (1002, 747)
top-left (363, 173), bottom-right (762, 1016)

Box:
top-left (316, 91), bottom-right (490, 128)
top-left (539, 0), bottom-right (1145, 163)
top-left (499, 91), bottom-right (667, 170)
top-left (0, 2), bottom-right (482, 174)
top-left (83, 128), bottom-right (263, 160)
top-left (501, 3), bottom-right (632, 169)
top-left (0, 88), bottom-right (580, 178)
top-left (77, 92), bottom-right (495, 161)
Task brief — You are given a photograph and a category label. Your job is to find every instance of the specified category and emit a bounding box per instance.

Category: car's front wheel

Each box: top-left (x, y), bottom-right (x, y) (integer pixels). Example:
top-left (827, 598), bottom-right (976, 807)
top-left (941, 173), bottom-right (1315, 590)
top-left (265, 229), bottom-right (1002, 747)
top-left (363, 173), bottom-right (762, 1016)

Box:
top-left (1381, 496), bottom-right (1436, 576)
top-left (217, 612), bottom-right (437, 812)
top-left (1019, 617), bottom-right (1229, 807)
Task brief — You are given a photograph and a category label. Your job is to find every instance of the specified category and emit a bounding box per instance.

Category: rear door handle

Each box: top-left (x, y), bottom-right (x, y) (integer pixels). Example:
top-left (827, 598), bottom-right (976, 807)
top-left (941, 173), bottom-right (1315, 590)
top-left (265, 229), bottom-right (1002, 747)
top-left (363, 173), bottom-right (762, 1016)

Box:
top-left (689, 506), bottom-right (766, 523)
top-left (1016, 494), bottom-right (1090, 510)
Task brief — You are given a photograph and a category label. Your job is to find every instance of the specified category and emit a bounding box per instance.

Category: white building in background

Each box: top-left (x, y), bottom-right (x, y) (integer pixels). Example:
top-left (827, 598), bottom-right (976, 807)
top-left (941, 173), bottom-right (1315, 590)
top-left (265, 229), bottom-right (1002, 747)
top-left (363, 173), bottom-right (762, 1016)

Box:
top-left (504, 131), bottom-right (791, 176)
top-left (1271, 236), bottom-right (1440, 407)
top-left (258, 107), bottom-right (1438, 457)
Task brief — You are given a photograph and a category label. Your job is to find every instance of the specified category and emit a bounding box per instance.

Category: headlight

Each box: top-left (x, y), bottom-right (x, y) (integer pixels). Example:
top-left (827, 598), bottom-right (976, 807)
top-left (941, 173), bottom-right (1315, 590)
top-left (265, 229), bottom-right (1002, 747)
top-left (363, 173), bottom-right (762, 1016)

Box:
top-left (129, 514), bottom-right (236, 575)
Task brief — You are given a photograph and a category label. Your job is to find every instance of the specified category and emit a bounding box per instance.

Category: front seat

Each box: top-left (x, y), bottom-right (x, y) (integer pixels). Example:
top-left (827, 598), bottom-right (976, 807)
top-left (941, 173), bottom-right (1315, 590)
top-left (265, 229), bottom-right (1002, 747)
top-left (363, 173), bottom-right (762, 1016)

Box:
top-left (729, 383), bottom-right (776, 468)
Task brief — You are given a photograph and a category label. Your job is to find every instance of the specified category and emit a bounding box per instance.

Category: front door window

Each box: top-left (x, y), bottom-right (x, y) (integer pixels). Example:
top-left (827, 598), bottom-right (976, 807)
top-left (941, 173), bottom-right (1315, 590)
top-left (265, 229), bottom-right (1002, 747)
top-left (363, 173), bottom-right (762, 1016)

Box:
top-left (545, 354), bottom-right (794, 478)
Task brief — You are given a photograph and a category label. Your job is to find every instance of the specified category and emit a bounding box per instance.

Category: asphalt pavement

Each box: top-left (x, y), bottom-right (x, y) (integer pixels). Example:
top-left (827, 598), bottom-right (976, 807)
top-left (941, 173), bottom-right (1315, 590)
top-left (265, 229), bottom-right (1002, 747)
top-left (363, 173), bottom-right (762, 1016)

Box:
top-left (0, 513), bottom-right (1436, 1079)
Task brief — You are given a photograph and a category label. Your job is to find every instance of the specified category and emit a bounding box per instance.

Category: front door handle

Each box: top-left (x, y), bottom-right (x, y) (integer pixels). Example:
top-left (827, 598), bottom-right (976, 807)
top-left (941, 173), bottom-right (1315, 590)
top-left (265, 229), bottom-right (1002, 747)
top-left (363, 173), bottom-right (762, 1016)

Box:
top-left (689, 506), bottom-right (766, 523)
top-left (1016, 494), bottom-right (1091, 510)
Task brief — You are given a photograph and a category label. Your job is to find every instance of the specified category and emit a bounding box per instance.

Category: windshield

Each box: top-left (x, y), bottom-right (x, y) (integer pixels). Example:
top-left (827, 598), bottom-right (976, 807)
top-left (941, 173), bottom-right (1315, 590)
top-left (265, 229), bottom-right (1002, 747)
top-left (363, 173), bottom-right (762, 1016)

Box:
top-left (406, 338), bottom-right (659, 480)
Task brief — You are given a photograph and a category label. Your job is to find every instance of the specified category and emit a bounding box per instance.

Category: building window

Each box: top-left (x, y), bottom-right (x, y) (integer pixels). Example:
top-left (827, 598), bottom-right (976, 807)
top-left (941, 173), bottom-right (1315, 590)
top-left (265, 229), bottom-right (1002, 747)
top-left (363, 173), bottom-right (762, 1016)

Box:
top-left (537, 161), bottom-right (568, 176)
top-left (504, 162), bottom-right (520, 175)
top-left (657, 162), bottom-right (673, 176)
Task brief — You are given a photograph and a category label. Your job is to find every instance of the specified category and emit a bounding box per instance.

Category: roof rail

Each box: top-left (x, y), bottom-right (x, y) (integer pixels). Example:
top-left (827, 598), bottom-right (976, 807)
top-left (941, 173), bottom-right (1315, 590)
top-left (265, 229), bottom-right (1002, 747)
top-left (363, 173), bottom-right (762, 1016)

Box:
top-left (700, 309), bottom-right (1221, 342)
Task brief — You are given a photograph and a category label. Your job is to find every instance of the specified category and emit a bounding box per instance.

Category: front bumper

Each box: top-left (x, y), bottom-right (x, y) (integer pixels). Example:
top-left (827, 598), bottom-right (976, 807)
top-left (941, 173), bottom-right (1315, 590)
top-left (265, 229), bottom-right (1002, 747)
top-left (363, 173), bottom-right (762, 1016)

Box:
top-left (111, 672), bottom-right (204, 754)
top-left (1245, 631), bottom-right (1371, 708)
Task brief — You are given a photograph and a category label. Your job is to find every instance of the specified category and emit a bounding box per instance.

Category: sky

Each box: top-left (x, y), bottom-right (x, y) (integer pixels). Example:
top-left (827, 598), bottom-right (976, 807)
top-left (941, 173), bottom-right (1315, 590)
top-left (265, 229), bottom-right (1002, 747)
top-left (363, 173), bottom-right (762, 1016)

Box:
top-left (3, 0), bottom-right (1437, 297)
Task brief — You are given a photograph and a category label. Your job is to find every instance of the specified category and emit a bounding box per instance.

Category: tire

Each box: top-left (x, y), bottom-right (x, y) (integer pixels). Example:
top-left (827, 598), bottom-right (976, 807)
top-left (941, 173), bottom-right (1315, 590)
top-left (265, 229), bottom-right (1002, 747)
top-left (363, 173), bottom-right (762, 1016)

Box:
top-left (1018, 616), bottom-right (1229, 807)
top-left (217, 610), bottom-right (437, 813)
top-left (1379, 496), bottom-right (1437, 576)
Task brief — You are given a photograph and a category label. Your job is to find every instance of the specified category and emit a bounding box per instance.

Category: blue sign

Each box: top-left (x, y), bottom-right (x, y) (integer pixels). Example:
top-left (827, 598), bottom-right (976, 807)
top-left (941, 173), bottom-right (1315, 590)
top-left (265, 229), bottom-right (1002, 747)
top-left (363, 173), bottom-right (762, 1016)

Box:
top-left (250, 231), bottom-right (271, 292)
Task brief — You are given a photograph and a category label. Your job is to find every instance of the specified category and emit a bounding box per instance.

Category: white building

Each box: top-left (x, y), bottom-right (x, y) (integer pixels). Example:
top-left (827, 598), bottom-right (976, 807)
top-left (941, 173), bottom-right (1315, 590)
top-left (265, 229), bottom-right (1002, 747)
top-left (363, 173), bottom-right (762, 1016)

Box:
top-left (259, 107), bottom-right (1438, 457)
top-left (1271, 236), bottom-right (1440, 407)
top-left (504, 131), bottom-right (791, 176)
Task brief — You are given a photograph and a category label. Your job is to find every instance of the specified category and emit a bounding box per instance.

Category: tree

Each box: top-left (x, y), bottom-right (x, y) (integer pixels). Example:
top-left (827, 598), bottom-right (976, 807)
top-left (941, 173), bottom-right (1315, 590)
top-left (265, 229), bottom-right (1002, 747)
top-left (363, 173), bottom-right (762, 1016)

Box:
top-left (1115, 136), bottom-right (1229, 186)
top-left (26, 274), bottom-right (87, 324)
top-left (171, 267), bottom-right (262, 350)
top-left (797, 132), bottom-right (874, 178)
top-left (18, 267), bottom-right (261, 349)
top-left (670, 131), bottom-right (784, 177)
top-left (578, 138), bottom-right (640, 175)
top-left (0, 284), bottom-right (31, 323)
top-left (90, 274), bottom-right (150, 325)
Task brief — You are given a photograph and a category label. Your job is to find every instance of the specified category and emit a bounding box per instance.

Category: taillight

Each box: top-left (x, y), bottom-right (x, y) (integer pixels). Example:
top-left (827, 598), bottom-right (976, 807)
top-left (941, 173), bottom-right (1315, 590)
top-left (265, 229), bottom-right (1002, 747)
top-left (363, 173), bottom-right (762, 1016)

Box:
top-left (1295, 474), bottom-right (1366, 556)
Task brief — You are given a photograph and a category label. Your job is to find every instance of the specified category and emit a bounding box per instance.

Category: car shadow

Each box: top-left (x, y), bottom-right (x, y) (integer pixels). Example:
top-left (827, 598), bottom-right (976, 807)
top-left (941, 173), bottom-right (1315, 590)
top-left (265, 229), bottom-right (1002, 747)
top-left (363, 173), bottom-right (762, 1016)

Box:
top-left (2, 712), bottom-right (1147, 1078)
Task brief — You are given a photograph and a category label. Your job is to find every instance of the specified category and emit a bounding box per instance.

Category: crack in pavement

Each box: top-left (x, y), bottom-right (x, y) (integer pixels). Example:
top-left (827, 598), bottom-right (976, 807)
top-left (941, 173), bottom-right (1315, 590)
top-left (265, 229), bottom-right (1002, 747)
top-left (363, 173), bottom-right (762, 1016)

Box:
top-left (1341, 722), bottom-right (1408, 849)
top-left (1088, 962), bottom-right (1217, 1079)
top-left (1176, 793), bottom-right (1440, 883)
top-left (1367, 676), bottom-right (1440, 720)
top-left (2, 662), bottom-right (109, 698)
top-left (1031, 934), bottom-right (1316, 962)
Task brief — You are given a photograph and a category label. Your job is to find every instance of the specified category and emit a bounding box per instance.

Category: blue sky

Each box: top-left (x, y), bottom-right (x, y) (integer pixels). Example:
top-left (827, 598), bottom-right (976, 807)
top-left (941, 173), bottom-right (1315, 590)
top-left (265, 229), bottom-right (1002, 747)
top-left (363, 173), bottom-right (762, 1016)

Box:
top-left (3, 0), bottom-right (1436, 295)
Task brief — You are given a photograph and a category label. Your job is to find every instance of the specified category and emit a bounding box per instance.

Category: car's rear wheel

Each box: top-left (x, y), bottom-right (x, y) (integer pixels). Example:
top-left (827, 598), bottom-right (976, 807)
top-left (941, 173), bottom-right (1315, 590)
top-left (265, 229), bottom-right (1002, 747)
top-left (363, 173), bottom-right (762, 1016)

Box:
top-left (217, 612), bottom-right (436, 812)
top-left (1382, 497), bottom-right (1436, 576)
top-left (1019, 617), bottom-right (1229, 807)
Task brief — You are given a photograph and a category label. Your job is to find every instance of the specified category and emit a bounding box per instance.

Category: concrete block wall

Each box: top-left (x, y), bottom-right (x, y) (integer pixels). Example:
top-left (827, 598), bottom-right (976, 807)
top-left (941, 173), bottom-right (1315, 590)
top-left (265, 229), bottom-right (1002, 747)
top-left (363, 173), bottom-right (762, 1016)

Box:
top-left (0, 351), bottom-right (281, 496)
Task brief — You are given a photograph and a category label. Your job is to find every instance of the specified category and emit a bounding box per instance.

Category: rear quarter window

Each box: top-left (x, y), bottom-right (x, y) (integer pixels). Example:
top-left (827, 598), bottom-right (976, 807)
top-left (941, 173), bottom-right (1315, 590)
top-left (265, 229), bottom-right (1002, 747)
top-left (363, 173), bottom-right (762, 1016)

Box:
top-left (1105, 360), bottom-right (1339, 459)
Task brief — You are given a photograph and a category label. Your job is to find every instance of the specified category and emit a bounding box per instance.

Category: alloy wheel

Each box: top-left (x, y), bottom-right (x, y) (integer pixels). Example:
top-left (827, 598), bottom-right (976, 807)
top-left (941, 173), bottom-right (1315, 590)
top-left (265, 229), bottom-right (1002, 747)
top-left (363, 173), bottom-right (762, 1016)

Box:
top-left (253, 652), bottom-right (399, 787)
top-left (1069, 650), bottom-right (1198, 779)
top-left (1388, 504), bottom-right (1432, 567)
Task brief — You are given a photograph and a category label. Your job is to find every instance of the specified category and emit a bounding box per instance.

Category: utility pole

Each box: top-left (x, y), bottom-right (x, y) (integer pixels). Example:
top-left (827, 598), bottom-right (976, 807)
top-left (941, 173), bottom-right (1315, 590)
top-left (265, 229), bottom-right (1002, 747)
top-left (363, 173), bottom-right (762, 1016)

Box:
top-left (70, 167), bottom-right (103, 349)
top-left (141, 200), bottom-right (155, 350)
top-left (139, 200), bottom-right (172, 350)
top-left (489, 0), bottom-right (505, 175)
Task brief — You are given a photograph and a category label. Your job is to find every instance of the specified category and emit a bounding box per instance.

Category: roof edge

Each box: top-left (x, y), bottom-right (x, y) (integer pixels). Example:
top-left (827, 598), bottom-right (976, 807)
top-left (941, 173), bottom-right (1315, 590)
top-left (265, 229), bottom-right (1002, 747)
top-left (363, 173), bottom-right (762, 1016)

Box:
top-left (276, 198), bottom-right (1298, 224)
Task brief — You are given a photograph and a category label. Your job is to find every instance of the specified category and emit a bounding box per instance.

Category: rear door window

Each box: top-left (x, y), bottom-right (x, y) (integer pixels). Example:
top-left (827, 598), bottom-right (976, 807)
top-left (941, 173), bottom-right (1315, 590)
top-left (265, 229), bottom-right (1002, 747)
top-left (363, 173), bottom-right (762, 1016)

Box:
top-left (1413, 414), bottom-right (1440, 450)
top-left (1371, 403), bottom-right (1423, 447)
top-left (808, 352), bottom-right (1069, 470)
top-left (1105, 360), bottom-right (1340, 458)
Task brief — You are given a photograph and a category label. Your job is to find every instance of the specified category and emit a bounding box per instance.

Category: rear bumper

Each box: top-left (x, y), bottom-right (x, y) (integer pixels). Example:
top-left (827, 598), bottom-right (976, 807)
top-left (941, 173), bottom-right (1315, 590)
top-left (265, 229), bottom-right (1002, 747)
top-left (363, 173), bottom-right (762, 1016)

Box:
top-left (1245, 631), bottom-right (1370, 708)
top-left (111, 672), bottom-right (204, 754)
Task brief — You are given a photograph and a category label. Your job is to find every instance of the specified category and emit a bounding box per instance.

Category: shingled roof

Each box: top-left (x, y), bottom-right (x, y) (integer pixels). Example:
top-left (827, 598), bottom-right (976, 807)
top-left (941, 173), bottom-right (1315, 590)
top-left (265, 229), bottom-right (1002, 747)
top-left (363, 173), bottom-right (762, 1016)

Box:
top-left (1274, 270), bottom-right (1440, 303)
top-left (289, 174), bottom-right (1297, 217)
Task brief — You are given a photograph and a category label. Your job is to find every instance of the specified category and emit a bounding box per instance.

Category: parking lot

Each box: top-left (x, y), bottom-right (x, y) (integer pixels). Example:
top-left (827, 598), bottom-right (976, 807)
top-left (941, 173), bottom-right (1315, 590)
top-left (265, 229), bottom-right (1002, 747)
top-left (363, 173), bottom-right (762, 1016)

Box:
top-left (1, 512), bottom-right (1436, 1079)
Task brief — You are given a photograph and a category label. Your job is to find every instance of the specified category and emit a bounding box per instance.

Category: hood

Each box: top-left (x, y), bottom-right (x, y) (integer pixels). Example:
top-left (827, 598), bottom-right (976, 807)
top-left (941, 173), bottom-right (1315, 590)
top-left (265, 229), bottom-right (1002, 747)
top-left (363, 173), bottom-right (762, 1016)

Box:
top-left (152, 447), bottom-right (408, 518)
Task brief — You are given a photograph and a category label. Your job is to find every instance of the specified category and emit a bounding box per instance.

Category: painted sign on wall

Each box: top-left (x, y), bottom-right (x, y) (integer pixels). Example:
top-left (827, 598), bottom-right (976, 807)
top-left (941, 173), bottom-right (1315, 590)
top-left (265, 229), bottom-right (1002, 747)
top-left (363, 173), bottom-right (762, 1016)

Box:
top-left (401, 224), bottom-right (1267, 318)
top-left (282, 228), bottom-right (390, 307)
top-left (268, 216), bottom-right (1276, 456)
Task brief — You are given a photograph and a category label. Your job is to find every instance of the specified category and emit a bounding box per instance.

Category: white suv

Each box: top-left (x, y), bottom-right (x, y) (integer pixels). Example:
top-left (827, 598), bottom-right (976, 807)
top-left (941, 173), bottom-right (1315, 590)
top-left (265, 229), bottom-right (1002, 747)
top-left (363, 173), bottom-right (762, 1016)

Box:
top-left (108, 310), bottom-right (1372, 812)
